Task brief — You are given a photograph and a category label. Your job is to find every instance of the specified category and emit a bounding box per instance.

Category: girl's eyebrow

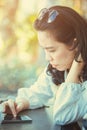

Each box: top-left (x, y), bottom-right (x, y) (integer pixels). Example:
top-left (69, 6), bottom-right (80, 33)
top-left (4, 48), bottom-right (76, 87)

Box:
top-left (40, 45), bottom-right (54, 49)
top-left (45, 47), bottom-right (54, 49)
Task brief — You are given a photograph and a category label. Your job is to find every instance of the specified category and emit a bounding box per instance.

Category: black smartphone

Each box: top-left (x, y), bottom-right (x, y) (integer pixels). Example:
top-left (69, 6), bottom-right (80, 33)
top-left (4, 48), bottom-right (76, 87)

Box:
top-left (1, 114), bottom-right (32, 124)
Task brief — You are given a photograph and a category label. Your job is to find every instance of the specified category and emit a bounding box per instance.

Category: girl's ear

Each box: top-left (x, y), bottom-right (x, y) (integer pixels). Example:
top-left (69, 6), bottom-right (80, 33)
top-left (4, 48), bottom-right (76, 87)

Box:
top-left (73, 38), bottom-right (77, 42)
top-left (69, 38), bottom-right (78, 50)
top-left (73, 38), bottom-right (77, 44)
top-left (73, 38), bottom-right (78, 51)
top-left (72, 38), bottom-right (78, 52)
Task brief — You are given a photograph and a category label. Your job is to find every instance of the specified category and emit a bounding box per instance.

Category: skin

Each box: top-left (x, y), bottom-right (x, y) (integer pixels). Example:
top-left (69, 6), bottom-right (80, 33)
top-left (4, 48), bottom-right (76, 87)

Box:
top-left (38, 31), bottom-right (76, 71)
top-left (1, 31), bottom-right (84, 117)
top-left (2, 98), bottom-right (29, 117)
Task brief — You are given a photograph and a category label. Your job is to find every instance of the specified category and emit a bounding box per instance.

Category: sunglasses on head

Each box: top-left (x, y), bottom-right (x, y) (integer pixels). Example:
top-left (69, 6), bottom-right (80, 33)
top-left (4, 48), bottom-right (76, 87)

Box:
top-left (38, 8), bottom-right (59, 23)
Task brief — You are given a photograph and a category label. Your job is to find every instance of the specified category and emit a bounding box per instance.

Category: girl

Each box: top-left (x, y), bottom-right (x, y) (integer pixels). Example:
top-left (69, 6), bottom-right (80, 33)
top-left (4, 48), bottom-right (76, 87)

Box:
top-left (2, 6), bottom-right (87, 130)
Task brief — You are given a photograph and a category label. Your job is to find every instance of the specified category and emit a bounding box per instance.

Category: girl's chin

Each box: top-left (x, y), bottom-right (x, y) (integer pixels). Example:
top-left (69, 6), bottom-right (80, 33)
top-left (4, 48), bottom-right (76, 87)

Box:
top-left (52, 64), bottom-right (70, 71)
top-left (57, 68), bottom-right (66, 71)
top-left (56, 66), bottom-right (69, 71)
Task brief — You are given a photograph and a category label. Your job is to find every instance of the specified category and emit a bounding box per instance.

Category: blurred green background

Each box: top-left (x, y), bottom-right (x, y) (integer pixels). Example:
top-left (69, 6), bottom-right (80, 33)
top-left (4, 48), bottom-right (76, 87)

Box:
top-left (0, 0), bottom-right (87, 93)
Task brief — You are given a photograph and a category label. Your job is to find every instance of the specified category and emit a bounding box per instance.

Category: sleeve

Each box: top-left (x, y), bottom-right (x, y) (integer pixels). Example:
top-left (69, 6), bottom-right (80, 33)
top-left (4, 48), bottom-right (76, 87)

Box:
top-left (16, 68), bottom-right (54, 109)
top-left (53, 81), bottom-right (87, 125)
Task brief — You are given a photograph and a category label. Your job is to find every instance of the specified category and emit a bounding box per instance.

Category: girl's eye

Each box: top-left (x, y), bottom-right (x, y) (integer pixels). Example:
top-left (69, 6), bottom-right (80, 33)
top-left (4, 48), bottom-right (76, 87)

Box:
top-left (49, 50), bottom-right (55, 52)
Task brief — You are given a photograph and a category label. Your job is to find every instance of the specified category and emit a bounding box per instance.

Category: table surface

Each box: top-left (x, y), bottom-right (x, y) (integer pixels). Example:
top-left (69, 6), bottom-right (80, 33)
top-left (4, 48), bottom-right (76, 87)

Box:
top-left (0, 107), bottom-right (57, 130)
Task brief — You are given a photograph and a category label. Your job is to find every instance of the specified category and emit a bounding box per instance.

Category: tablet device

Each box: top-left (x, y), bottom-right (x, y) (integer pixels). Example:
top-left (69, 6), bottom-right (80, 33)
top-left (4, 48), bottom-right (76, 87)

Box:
top-left (1, 114), bottom-right (32, 124)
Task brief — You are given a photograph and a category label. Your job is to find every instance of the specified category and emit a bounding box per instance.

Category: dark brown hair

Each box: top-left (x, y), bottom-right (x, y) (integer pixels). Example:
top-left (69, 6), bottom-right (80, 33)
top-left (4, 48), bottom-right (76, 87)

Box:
top-left (34, 5), bottom-right (87, 85)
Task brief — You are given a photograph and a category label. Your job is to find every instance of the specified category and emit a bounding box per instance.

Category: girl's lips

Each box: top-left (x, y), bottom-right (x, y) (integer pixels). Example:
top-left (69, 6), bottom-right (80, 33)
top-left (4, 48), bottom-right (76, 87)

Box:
top-left (52, 64), bottom-right (58, 68)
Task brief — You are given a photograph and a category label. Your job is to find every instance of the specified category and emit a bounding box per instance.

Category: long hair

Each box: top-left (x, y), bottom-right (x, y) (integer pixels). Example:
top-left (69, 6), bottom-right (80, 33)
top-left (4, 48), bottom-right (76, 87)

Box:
top-left (34, 5), bottom-right (87, 85)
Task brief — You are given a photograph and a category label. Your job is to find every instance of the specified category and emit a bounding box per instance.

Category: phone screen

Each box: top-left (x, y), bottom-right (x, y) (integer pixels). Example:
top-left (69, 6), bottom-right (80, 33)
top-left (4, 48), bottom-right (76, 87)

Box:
top-left (2, 114), bottom-right (32, 124)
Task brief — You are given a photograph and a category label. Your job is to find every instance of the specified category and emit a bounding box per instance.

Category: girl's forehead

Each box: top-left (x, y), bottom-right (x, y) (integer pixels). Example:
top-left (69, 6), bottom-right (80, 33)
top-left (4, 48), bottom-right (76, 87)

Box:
top-left (38, 31), bottom-right (72, 50)
top-left (37, 31), bottom-right (58, 44)
top-left (38, 31), bottom-right (53, 38)
top-left (38, 31), bottom-right (58, 48)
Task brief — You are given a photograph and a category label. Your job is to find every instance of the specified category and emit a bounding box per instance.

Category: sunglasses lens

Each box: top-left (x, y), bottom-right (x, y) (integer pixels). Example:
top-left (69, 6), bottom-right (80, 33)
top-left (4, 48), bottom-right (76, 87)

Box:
top-left (38, 9), bottom-right (59, 23)
top-left (38, 8), bottom-right (48, 20)
top-left (48, 10), bottom-right (59, 23)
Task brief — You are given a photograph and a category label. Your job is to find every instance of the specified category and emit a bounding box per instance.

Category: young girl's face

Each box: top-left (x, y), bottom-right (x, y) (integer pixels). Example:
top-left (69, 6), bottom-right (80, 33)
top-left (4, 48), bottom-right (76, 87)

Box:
top-left (38, 31), bottom-right (76, 71)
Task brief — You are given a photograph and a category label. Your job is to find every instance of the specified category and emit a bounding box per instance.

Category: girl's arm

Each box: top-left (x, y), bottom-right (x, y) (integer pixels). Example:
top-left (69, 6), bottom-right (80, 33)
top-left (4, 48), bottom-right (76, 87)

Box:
top-left (53, 59), bottom-right (86, 125)
top-left (65, 58), bottom-right (84, 83)
top-left (2, 67), bottom-right (54, 117)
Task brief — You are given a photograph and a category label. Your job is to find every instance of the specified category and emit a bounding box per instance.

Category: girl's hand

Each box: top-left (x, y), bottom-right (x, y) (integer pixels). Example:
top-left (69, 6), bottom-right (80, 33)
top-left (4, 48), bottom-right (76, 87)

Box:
top-left (2, 98), bottom-right (29, 117)
top-left (2, 99), bottom-right (17, 117)
top-left (66, 55), bottom-right (85, 83)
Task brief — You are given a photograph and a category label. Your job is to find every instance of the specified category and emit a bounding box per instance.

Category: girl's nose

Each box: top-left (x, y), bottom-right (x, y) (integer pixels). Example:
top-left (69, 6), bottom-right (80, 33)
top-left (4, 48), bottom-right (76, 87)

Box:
top-left (45, 52), bottom-right (53, 62)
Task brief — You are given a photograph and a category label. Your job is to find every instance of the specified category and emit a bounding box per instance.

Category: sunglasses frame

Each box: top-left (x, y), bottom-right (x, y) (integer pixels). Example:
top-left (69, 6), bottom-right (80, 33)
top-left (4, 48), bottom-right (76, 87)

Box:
top-left (38, 8), bottom-right (59, 23)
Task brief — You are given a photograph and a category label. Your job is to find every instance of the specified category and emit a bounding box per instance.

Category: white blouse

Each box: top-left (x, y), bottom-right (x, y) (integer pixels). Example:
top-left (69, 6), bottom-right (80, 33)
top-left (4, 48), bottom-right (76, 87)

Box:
top-left (16, 67), bottom-right (87, 125)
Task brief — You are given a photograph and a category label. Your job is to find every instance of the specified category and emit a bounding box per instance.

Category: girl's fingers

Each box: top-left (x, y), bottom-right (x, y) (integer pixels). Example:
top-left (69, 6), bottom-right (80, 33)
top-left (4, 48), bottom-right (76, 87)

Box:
top-left (7, 99), bottom-right (17, 117)
top-left (1, 102), bottom-right (8, 112)
top-left (16, 103), bottom-right (23, 113)
top-left (2, 98), bottom-right (28, 117)
top-left (2, 99), bottom-right (17, 117)
top-left (15, 98), bottom-right (29, 113)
